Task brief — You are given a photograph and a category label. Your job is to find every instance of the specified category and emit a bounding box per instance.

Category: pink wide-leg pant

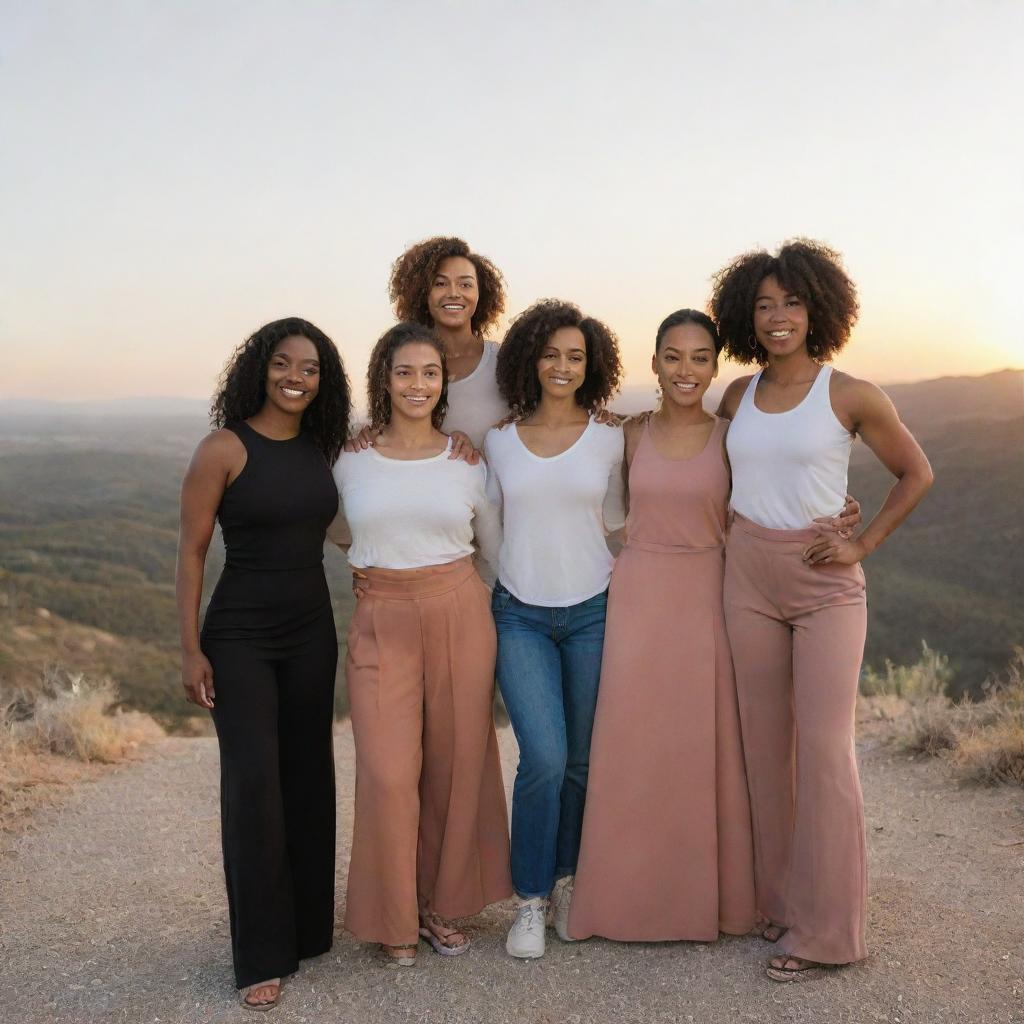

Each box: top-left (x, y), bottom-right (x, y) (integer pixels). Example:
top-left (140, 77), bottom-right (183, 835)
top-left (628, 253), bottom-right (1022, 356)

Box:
top-left (344, 557), bottom-right (512, 946)
top-left (724, 513), bottom-right (868, 965)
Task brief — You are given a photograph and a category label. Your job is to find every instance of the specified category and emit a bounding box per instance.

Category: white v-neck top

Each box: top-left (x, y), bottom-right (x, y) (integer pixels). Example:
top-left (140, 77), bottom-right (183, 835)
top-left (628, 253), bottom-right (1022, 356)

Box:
top-left (442, 341), bottom-right (509, 449)
top-left (329, 439), bottom-right (501, 583)
top-left (483, 418), bottom-right (625, 607)
top-left (727, 365), bottom-right (854, 530)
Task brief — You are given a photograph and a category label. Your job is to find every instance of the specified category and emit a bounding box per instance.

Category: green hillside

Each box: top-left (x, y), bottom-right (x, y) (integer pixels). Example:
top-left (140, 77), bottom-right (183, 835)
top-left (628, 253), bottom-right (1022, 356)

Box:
top-left (851, 415), bottom-right (1024, 695)
top-left (0, 450), bottom-right (355, 728)
top-left (0, 371), bottom-right (1019, 725)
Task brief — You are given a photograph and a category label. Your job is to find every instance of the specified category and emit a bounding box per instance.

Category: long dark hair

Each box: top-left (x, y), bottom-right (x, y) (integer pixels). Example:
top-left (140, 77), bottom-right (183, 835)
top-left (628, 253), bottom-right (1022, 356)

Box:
top-left (211, 317), bottom-right (351, 464)
top-left (366, 322), bottom-right (449, 430)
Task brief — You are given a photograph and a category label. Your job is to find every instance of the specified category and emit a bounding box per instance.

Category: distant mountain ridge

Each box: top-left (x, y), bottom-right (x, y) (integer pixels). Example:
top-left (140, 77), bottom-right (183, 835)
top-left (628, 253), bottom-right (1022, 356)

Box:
top-left (2, 368), bottom-right (1019, 425)
top-left (0, 367), bottom-right (1019, 725)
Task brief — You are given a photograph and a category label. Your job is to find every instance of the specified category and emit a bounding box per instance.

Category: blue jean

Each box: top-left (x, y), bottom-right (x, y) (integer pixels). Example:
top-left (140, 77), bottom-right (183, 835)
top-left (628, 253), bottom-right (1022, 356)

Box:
top-left (491, 580), bottom-right (608, 899)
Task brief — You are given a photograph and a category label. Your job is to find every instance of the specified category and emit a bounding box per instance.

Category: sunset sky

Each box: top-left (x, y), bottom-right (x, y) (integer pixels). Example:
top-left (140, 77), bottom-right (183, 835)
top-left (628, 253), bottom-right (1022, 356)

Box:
top-left (2, 1), bottom-right (1021, 402)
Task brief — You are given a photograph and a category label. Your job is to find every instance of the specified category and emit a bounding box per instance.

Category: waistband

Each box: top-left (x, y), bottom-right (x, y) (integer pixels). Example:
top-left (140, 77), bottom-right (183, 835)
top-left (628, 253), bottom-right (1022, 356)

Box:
top-left (353, 555), bottom-right (478, 600)
top-left (728, 511), bottom-right (822, 544)
top-left (626, 539), bottom-right (723, 555)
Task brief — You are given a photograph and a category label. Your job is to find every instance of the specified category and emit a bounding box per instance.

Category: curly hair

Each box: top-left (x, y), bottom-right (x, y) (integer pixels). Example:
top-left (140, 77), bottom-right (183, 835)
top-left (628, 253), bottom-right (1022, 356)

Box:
top-left (366, 321), bottom-right (449, 431)
top-left (708, 238), bottom-right (860, 365)
top-left (211, 317), bottom-right (351, 464)
top-left (496, 299), bottom-right (623, 418)
top-left (655, 308), bottom-right (723, 355)
top-left (388, 236), bottom-right (506, 337)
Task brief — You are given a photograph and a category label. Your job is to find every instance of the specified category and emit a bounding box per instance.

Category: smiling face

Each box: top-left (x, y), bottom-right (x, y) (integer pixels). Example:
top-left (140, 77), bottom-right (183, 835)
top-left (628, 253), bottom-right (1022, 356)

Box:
top-left (653, 322), bottom-right (718, 408)
top-left (536, 325), bottom-right (587, 402)
top-left (387, 341), bottom-right (444, 423)
top-left (427, 256), bottom-right (479, 332)
top-left (753, 274), bottom-right (811, 359)
top-left (265, 335), bottom-right (320, 415)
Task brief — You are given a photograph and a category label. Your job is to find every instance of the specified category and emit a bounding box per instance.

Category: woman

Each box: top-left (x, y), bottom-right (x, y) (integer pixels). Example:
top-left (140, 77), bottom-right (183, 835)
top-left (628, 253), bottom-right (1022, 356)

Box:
top-left (389, 235), bottom-right (509, 447)
top-left (330, 321), bottom-right (511, 966)
top-left (569, 310), bottom-right (757, 943)
top-left (711, 239), bottom-right (934, 980)
top-left (483, 299), bottom-right (625, 959)
top-left (176, 317), bottom-right (350, 1010)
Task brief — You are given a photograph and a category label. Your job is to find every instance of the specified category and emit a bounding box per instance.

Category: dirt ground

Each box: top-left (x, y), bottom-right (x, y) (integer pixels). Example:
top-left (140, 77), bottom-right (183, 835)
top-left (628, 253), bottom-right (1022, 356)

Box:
top-left (1, 723), bottom-right (1023, 1024)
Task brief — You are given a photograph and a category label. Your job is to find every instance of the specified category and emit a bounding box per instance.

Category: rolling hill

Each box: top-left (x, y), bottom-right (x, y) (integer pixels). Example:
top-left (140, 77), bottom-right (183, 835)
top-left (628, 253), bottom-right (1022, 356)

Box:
top-left (0, 368), bottom-right (1019, 725)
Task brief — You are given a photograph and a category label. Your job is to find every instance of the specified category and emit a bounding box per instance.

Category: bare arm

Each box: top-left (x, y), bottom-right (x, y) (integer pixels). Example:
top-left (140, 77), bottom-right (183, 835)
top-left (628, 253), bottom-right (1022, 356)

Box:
top-left (804, 378), bottom-right (933, 566)
top-left (715, 376), bottom-right (753, 421)
top-left (619, 416), bottom-right (646, 521)
top-left (174, 430), bottom-right (242, 708)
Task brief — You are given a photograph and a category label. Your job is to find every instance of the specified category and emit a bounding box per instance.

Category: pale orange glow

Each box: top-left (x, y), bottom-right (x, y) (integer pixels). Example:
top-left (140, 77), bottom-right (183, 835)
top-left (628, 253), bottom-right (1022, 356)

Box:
top-left (1, 4), bottom-right (1020, 403)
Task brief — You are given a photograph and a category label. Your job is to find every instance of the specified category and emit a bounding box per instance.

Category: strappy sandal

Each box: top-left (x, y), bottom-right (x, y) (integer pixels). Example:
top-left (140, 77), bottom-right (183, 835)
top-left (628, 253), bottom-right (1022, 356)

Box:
top-left (239, 978), bottom-right (281, 1011)
top-left (766, 955), bottom-right (824, 983)
top-left (379, 943), bottom-right (418, 967)
top-left (418, 912), bottom-right (471, 957)
top-left (760, 921), bottom-right (788, 943)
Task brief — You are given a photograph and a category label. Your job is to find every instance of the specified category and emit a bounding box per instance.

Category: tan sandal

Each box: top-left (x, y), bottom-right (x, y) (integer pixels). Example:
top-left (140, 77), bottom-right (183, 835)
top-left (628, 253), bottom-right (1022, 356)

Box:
top-left (239, 978), bottom-right (281, 1010)
top-left (766, 955), bottom-right (823, 983)
top-left (418, 912), bottom-right (470, 957)
top-left (379, 943), bottom-right (418, 967)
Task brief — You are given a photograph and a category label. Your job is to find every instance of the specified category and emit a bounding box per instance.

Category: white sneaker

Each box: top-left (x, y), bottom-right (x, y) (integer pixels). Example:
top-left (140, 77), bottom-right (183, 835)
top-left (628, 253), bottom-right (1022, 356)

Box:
top-left (506, 897), bottom-right (547, 958)
top-left (551, 875), bottom-right (577, 942)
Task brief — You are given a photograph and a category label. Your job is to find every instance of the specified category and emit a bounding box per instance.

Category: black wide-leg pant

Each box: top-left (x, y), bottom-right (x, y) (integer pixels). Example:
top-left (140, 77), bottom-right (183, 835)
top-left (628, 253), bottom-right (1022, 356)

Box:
top-left (204, 611), bottom-right (338, 988)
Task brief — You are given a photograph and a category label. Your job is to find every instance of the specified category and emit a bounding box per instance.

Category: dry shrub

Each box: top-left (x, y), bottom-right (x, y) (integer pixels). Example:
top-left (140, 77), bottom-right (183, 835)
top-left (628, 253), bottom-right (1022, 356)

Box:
top-left (860, 641), bottom-right (953, 699)
top-left (952, 719), bottom-right (1024, 787)
top-left (12, 670), bottom-right (164, 763)
top-left (897, 696), bottom-right (975, 756)
top-left (893, 648), bottom-right (1024, 789)
top-left (947, 648), bottom-right (1024, 786)
top-left (1, 667), bottom-right (164, 834)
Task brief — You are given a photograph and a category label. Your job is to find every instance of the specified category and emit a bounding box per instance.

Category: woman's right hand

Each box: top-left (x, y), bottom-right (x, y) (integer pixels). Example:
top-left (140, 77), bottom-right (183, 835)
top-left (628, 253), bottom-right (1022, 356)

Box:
top-left (181, 650), bottom-right (215, 709)
top-left (344, 425), bottom-right (379, 453)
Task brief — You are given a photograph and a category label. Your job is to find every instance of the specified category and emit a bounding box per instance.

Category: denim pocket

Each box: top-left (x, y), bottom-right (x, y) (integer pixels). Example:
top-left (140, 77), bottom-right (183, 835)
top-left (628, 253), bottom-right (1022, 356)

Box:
top-left (491, 581), bottom-right (513, 614)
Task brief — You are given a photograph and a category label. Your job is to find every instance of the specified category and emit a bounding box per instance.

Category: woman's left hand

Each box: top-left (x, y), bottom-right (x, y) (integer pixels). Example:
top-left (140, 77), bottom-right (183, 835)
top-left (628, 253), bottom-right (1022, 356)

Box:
top-left (448, 431), bottom-right (482, 464)
top-left (802, 531), bottom-right (867, 566)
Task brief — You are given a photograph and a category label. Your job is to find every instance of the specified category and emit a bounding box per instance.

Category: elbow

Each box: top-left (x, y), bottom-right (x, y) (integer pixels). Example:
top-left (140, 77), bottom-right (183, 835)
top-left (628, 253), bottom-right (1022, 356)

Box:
top-left (917, 455), bottom-right (935, 494)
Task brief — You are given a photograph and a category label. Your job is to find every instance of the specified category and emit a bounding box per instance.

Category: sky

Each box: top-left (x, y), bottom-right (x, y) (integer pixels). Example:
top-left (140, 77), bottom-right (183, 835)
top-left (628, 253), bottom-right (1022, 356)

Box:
top-left (2, 0), bottom-right (1022, 402)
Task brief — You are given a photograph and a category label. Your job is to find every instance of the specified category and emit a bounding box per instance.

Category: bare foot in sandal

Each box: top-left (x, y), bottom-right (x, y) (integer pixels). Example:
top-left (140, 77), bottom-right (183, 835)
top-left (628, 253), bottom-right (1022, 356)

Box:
top-left (240, 978), bottom-right (281, 1010)
top-left (761, 921), bottom-right (787, 943)
top-left (418, 912), bottom-right (470, 956)
top-left (766, 955), bottom-right (823, 983)
top-left (380, 943), bottom-right (418, 967)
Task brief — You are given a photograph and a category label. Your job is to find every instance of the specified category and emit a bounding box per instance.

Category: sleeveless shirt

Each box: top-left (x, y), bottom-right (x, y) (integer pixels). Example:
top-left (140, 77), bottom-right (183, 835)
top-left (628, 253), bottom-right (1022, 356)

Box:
top-left (626, 416), bottom-right (729, 553)
top-left (726, 365), bottom-right (853, 530)
top-left (201, 421), bottom-right (339, 642)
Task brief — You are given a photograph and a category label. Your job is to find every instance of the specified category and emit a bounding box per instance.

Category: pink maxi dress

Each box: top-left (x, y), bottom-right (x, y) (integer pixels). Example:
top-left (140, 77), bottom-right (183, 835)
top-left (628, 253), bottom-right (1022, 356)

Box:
top-left (569, 417), bottom-right (756, 941)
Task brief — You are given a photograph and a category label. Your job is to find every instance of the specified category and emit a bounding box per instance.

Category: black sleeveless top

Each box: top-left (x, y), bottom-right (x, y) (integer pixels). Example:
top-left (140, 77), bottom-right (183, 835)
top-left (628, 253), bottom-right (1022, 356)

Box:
top-left (201, 422), bottom-right (339, 643)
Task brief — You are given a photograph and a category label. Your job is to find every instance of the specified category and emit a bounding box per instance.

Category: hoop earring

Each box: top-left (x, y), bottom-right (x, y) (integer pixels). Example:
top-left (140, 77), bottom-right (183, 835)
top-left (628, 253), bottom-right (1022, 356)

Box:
top-left (747, 333), bottom-right (758, 351)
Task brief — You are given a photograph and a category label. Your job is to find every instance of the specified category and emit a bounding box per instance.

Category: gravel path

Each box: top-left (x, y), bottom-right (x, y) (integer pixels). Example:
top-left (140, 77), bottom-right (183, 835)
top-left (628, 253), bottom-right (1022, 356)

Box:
top-left (2, 725), bottom-right (1023, 1024)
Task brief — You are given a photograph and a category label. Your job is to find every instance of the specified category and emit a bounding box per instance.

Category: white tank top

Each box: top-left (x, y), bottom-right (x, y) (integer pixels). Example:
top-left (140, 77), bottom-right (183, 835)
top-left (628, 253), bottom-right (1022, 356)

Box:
top-left (442, 341), bottom-right (509, 449)
top-left (726, 365), bottom-right (854, 530)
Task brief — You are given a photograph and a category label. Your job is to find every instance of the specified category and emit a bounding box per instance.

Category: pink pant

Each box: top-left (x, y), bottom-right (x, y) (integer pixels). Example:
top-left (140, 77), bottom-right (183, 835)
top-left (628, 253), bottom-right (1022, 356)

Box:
top-left (344, 557), bottom-right (512, 946)
top-left (724, 513), bottom-right (868, 964)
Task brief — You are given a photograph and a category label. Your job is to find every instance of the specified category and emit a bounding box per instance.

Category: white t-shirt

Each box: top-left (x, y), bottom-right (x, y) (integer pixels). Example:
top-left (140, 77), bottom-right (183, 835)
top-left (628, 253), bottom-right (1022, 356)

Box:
top-left (483, 418), bottom-right (625, 607)
top-left (329, 439), bottom-right (501, 584)
top-left (442, 341), bottom-right (509, 449)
